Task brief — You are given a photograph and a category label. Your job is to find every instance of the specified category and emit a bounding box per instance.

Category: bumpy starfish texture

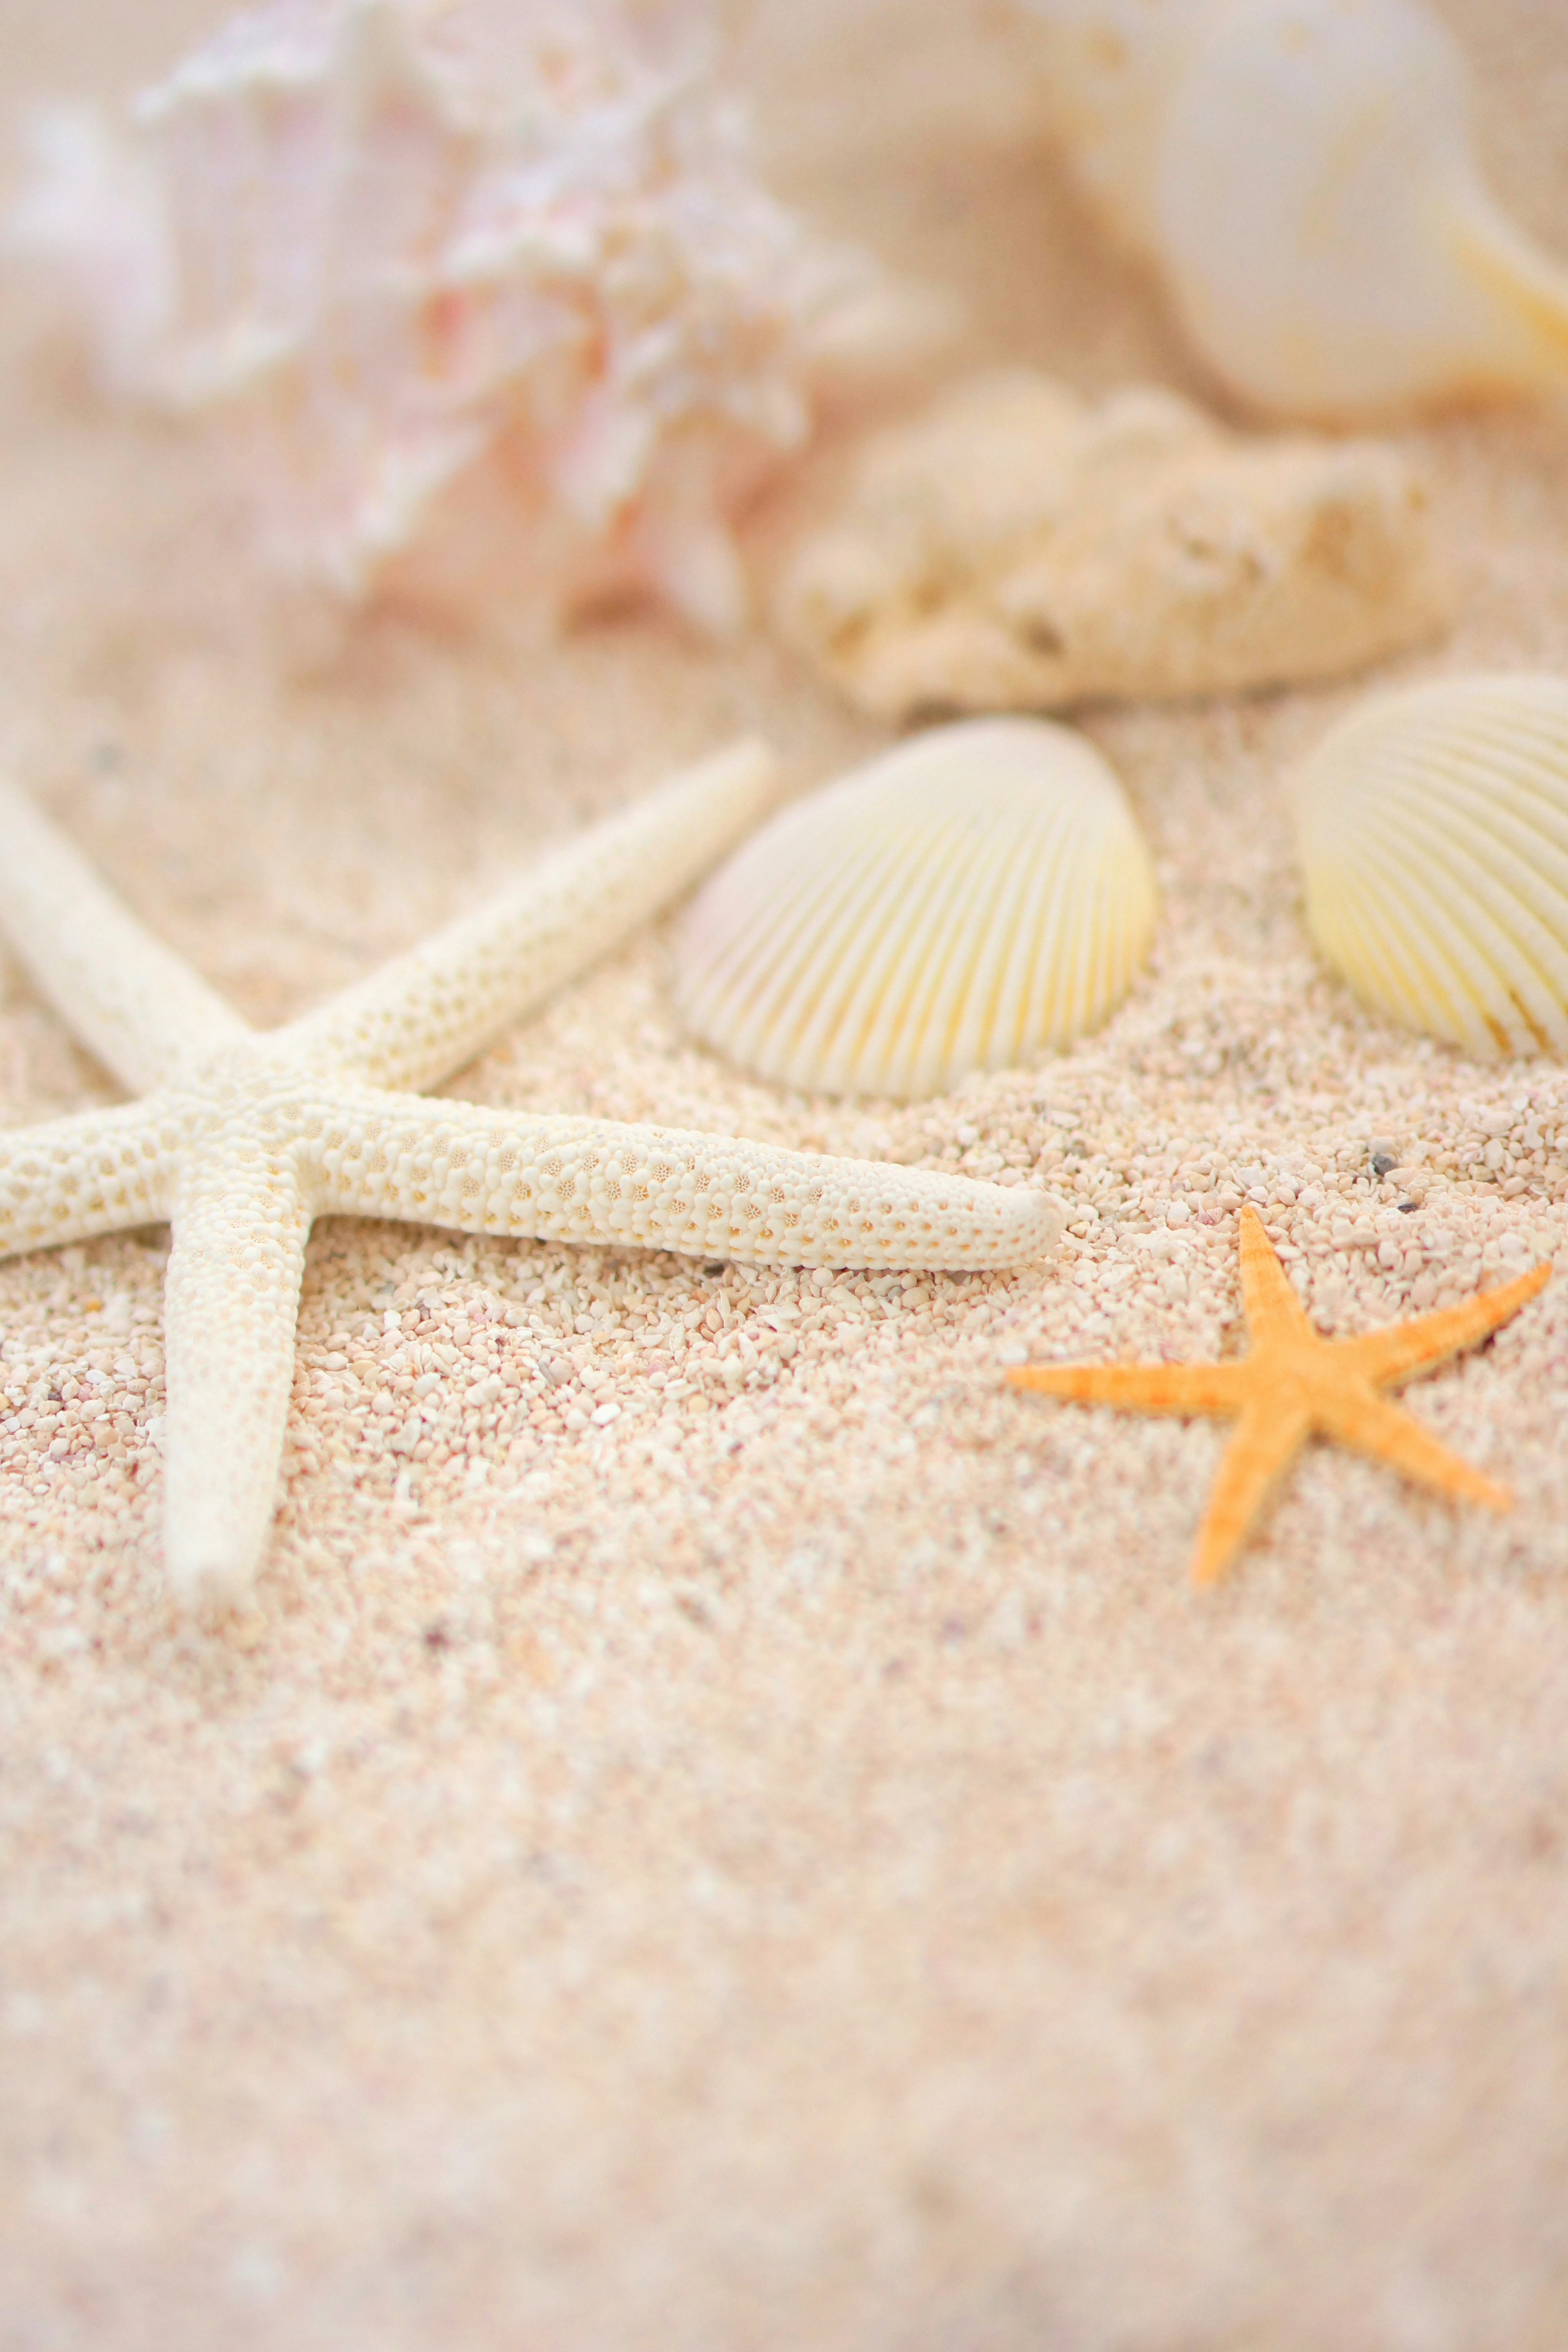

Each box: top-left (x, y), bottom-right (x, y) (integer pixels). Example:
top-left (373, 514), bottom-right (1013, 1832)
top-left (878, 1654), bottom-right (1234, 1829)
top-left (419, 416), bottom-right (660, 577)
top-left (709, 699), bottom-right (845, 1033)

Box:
top-left (1008, 1205), bottom-right (1549, 1585)
top-left (0, 746), bottom-right (1060, 1608)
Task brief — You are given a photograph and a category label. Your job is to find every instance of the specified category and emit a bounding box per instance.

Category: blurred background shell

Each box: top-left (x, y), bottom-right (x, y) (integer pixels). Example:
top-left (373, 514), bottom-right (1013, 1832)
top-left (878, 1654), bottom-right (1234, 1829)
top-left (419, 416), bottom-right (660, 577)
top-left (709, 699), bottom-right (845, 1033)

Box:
top-left (674, 717), bottom-right (1158, 1100)
top-left (1292, 673), bottom-right (1568, 1056)
top-left (7, 0), bottom-right (931, 634)
top-left (1011, 0), bottom-right (1568, 419)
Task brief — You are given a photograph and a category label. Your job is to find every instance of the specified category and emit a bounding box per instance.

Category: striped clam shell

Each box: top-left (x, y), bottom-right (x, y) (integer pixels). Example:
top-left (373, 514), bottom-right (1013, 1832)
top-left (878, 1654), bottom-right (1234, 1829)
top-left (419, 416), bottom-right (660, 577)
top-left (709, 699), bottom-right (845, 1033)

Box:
top-left (1292, 673), bottom-right (1568, 1055)
top-left (673, 718), bottom-right (1157, 1099)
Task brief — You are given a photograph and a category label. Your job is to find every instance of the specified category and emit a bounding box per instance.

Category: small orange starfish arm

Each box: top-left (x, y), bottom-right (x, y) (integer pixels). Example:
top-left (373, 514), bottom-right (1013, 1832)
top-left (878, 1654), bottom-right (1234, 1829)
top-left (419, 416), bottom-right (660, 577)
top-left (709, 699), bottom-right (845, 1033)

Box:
top-left (1313, 1386), bottom-right (1512, 1512)
top-left (1193, 1403), bottom-right (1313, 1586)
top-left (1007, 1360), bottom-right (1249, 1417)
top-left (1334, 1259), bottom-right (1551, 1388)
top-left (1237, 1205), bottom-right (1316, 1343)
top-left (1006, 1203), bottom-right (1550, 1587)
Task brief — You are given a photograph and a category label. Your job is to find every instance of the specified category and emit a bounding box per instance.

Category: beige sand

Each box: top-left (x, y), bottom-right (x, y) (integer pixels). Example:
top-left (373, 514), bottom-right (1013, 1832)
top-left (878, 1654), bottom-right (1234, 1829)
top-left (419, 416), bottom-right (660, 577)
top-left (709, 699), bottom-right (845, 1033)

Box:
top-left (3, 4), bottom-right (1568, 2345)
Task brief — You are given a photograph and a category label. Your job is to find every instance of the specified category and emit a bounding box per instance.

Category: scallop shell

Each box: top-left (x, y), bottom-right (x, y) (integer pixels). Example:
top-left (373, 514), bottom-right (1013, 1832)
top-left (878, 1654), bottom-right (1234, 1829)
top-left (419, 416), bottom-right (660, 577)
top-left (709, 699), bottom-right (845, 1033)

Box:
top-left (674, 718), bottom-right (1157, 1099)
top-left (1014, 0), bottom-right (1568, 419)
top-left (1292, 674), bottom-right (1568, 1056)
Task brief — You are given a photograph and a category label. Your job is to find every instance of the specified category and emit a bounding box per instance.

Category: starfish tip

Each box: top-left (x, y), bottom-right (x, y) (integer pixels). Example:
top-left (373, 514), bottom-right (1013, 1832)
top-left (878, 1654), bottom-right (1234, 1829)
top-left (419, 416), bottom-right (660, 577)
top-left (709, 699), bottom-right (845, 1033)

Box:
top-left (165, 1536), bottom-right (259, 1615)
top-left (1189, 1550), bottom-right (1233, 1591)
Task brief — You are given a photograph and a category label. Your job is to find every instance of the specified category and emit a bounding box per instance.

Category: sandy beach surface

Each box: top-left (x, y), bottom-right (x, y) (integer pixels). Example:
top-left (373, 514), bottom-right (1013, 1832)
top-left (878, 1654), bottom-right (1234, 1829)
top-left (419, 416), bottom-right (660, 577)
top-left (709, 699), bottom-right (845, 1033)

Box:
top-left (3, 3), bottom-right (1568, 2345)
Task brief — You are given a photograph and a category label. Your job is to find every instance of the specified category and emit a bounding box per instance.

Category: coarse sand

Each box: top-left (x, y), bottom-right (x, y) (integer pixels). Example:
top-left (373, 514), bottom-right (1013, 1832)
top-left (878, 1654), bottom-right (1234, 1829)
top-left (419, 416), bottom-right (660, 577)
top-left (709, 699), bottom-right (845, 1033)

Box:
top-left (3, 3), bottom-right (1568, 2346)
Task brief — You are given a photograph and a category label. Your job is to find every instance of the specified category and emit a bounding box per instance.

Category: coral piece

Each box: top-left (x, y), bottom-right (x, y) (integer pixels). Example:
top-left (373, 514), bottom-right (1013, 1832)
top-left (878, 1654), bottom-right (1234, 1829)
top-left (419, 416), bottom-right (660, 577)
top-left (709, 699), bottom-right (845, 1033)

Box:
top-left (1011, 0), bottom-right (1568, 419)
top-left (675, 718), bottom-right (1156, 1098)
top-left (775, 370), bottom-right (1451, 721)
top-left (1292, 673), bottom-right (1568, 1057)
top-left (8, 0), bottom-right (922, 632)
top-left (1009, 1205), bottom-right (1549, 1586)
top-left (0, 744), bottom-right (1060, 1608)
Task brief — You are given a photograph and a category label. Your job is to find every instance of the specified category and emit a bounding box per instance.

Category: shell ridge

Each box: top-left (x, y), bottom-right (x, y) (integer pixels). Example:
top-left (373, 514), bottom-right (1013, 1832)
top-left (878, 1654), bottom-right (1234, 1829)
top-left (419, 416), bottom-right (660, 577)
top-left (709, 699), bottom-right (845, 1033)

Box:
top-left (960, 808), bottom-right (1077, 1072)
top-left (822, 834), bottom-right (971, 1092)
top-left (1341, 756), bottom-right (1568, 1031)
top-left (1000, 798), bottom-right (1089, 1053)
top-left (931, 798), bottom-right (1077, 1074)
top-left (735, 827), bottom-right (921, 1059)
top-left (869, 793), bottom-right (1038, 1090)
top-left (800, 802), bottom-right (973, 1091)
top-left (985, 808), bottom-right (1082, 1067)
top-left (688, 815), bottom-right (919, 1077)
top-left (1294, 673), bottom-right (1568, 1054)
top-left (787, 799), bottom-right (982, 1091)
top-left (676, 719), bottom-right (1156, 1099)
top-left (1023, 803), bottom-right (1093, 1050)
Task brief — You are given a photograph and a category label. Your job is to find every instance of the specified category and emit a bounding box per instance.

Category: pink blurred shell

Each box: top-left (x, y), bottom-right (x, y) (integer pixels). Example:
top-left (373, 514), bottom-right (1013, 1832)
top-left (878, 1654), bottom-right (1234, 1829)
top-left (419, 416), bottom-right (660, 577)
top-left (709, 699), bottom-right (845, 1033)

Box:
top-left (11, 0), bottom-right (913, 630)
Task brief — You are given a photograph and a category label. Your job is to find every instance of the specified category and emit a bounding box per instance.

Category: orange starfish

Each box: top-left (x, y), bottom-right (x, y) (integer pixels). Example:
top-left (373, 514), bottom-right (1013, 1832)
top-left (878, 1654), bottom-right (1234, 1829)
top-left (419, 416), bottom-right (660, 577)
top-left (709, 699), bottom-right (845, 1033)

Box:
top-left (1008, 1206), bottom-right (1550, 1585)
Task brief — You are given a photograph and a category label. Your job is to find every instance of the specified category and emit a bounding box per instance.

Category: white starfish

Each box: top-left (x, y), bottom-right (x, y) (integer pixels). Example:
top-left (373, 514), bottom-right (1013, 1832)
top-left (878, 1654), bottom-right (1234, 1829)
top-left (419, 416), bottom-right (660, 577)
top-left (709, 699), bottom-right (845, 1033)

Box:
top-left (0, 744), bottom-right (1060, 1607)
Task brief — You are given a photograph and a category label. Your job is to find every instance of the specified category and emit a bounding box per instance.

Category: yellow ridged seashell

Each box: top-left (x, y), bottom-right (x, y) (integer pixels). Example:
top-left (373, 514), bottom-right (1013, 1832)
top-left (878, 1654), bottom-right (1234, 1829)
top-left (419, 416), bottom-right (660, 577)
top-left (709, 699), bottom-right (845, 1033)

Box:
top-left (674, 718), bottom-right (1158, 1099)
top-left (1293, 674), bottom-right (1568, 1056)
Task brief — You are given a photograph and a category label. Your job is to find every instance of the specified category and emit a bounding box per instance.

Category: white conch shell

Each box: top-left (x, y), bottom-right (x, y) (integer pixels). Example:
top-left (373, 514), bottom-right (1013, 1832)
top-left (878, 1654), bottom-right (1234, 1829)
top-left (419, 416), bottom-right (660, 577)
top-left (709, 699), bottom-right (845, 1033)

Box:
top-left (1015, 0), bottom-right (1568, 418)
top-left (7, 0), bottom-right (932, 632)
top-left (674, 717), bottom-right (1158, 1099)
top-left (774, 368), bottom-right (1452, 720)
top-left (1292, 673), bottom-right (1568, 1056)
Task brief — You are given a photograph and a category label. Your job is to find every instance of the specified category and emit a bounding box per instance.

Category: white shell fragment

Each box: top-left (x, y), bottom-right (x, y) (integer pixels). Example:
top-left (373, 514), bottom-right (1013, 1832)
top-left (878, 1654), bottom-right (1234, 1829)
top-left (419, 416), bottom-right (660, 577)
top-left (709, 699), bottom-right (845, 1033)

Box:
top-left (675, 717), bottom-right (1158, 1099)
top-left (775, 370), bottom-right (1451, 722)
top-left (1292, 674), bottom-right (1568, 1056)
top-left (7, 0), bottom-right (927, 631)
top-left (1013, 0), bottom-right (1568, 418)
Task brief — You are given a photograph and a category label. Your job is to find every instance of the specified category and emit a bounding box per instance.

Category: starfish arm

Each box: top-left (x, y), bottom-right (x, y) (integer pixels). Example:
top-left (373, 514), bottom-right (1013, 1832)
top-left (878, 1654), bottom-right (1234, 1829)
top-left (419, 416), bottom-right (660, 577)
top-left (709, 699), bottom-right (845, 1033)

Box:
top-left (283, 739), bottom-right (781, 1093)
top-left (1191, 1401), bottom-right (1314, 1586)
top-left (1237, 1205), bottom-right (1315, 1346)
top-left (0, 777), bottom-right (252, 1093)
top-left (0, 1101), bottom-right (177, 1256)
top-left (161, 1142), bottom-right (314, 1608)
top-left (1335, 1261), bottom-right (1552, 1389)
top-left (1007, 1361), bottom-right (1249, 1416)
top-left (311, 1096), bottom-right (1063, 1270)
top-left (1312, 1384), bottom-right (1513, 1512)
